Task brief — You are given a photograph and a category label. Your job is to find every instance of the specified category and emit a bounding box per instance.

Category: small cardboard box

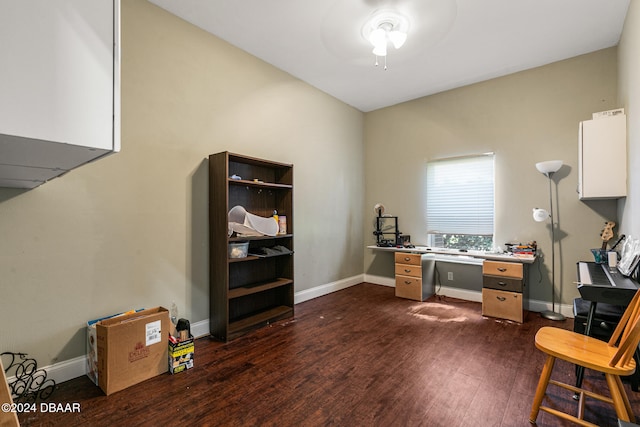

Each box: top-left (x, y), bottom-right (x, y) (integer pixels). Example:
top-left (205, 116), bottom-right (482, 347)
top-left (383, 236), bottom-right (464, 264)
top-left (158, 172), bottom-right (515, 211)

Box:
top-left (86, 309), bottom-right (143, 385)
top-left (168, 336), bottom-right (194, 374)
top-left (96, 307), bottom-right (169, 395)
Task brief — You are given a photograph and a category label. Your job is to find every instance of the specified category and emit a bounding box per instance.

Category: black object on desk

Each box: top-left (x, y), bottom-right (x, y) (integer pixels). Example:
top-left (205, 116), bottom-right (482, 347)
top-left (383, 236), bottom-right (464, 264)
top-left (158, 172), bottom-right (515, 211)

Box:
top-left (575, 261), bottom-right (640, 393)
top-left (374, 215), bottom-right (402, 247)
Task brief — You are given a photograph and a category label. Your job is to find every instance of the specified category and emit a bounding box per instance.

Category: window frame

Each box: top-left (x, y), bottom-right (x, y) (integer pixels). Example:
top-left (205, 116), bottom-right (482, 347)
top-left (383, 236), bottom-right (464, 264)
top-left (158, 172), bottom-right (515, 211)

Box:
top-left (425, 153), bottom-right (495, 251)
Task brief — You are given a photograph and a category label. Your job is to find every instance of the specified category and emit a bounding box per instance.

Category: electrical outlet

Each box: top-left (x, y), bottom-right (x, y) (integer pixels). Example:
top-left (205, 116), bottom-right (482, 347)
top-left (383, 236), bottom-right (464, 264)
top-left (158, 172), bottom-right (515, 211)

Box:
top-left (447, 272), bottom-right (453, 281)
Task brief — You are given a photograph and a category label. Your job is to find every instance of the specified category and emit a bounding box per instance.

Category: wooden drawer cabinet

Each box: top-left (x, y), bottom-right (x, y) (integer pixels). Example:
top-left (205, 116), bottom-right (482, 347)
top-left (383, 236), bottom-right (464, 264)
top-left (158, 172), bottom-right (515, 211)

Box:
top-left (482, 288), bottom-right (523, 323)
top-left (482, 260), bottom-right (523, 279)
top-left (483, 275), bottom-right (523, 293)
top-left (482, 260), bottom-right (524, 322)
top-left (395, 276), bottom-right (423, 301)
top-left (395, 252), bottom-right (421, 266)
top-left (394, 252), bottom-right (434, 301)
top-left (395, 263), bottom-right (421, 278)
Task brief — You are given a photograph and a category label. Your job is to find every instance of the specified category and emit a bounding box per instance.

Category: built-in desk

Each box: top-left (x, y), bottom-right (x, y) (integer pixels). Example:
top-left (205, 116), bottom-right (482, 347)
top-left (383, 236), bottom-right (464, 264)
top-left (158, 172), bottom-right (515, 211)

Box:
top-left (367, 245), bottom-right (535, 265)
top-left (368, 246), bottom-right (534, 321)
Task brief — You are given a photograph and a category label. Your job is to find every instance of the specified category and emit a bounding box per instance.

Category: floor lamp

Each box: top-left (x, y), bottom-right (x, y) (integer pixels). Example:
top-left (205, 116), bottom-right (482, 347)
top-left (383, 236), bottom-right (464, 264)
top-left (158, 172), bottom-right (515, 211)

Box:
top-left (533, 160), bottom-right (565, 321)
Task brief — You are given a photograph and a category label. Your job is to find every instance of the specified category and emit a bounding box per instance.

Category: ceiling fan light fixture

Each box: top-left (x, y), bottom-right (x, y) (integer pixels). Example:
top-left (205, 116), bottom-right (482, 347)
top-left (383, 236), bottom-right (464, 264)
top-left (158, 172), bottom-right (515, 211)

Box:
top-left (362, 10), bottom-right (409, 69)
top-left (388, 30), bottom-right (407, 49)
top-left (372, 42), bottom-right (387, 57)
top-left (368, 28), bottom-right (386, 46)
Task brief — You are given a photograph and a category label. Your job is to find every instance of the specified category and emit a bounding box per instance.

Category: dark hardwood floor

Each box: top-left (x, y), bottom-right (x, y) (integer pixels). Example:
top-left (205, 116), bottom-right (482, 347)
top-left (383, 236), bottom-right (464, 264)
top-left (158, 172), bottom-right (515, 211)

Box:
top-left (17, 283), bottom-right (640, 426)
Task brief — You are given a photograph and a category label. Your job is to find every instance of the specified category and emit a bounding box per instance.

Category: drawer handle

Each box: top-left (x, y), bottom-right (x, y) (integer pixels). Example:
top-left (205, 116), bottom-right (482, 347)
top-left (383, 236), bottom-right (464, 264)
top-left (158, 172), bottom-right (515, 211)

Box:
top-left (498, 281), bottom-right (507, 287)
top-left (404, 280), bottom-right (412, 285)
top-left (404, 269), bottom-right (412, 273)
top-left (496, 296), bottom-right (507, 302)
top-left (497, 267), bottom-right (507, 272)
top-left (404, 257), bottom-right (411, 262)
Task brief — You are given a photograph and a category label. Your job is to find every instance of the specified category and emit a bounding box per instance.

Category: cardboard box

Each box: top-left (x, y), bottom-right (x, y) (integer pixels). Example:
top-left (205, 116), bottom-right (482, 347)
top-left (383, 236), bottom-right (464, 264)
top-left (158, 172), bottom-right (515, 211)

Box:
top-left (168, 336), bottom-right (194, 374)
top-left (96, 307), bottom-right (169, 395)
top-left (86, 309), bottom-right (143, 385)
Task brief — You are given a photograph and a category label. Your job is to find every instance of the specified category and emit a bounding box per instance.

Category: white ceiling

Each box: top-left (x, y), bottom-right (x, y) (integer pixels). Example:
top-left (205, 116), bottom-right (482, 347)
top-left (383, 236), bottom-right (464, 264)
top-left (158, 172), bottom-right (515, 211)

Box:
top-left (147, 0), bottom-right (630, 112)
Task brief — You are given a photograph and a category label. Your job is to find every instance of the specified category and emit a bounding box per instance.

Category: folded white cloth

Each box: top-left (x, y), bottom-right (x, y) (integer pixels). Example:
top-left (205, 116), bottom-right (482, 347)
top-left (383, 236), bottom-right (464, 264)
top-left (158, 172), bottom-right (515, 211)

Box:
top-left (228, 205), bottom-right (278, 237)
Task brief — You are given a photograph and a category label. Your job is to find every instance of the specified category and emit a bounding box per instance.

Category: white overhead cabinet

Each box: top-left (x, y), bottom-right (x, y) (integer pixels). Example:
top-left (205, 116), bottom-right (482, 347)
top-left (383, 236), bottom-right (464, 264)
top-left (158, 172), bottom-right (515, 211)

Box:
top-left (578, 113), bottom-right (627, 200)
top-left (0, 0), bottom-right (120, 189)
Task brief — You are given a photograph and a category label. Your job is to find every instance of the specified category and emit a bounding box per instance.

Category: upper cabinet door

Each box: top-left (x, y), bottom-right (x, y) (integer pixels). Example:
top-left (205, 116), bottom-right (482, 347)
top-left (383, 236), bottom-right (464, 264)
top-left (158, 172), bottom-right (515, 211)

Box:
top-left (0, 0), bottom-right (120, 188)
top-left (0, 0), bottom-right (119, 151)
top-left (578, 114), bottom-right (627, 200)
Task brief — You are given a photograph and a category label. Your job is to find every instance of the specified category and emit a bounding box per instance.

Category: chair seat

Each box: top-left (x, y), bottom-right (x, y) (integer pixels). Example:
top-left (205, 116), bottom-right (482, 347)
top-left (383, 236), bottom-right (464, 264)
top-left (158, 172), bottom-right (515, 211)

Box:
top-left (535, 326), bottom-right (636, 375)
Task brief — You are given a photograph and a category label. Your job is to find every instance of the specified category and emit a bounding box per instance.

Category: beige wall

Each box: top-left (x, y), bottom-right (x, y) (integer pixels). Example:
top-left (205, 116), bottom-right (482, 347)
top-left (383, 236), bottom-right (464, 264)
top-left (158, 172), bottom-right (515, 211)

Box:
top-left (364, 48), bottom-right (620, 306)
top-left (619, 1), bottom-right (640, 236)
top-left (0, 0), bottom-right (364, 366)
top-left (0, 0), bottom-right (634, 371)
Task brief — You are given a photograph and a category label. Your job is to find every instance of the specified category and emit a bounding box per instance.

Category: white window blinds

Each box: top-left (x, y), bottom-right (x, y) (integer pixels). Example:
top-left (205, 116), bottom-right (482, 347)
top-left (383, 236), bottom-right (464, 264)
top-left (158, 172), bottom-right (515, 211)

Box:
top-left (426, 154), bottom-right (494, 235)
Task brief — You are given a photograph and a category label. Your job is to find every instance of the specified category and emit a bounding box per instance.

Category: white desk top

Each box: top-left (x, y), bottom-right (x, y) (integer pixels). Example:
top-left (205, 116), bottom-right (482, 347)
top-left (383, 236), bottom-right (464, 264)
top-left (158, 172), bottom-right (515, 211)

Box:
top-left (367, 245), bottom-right (536, 264)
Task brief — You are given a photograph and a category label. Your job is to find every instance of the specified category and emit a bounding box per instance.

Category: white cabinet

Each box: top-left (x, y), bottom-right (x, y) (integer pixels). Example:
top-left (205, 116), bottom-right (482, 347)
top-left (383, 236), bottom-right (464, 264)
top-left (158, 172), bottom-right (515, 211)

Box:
top-left (578, 114), bottom-right (626, 200)
top-left (0, 0), bottom-right (120, 189)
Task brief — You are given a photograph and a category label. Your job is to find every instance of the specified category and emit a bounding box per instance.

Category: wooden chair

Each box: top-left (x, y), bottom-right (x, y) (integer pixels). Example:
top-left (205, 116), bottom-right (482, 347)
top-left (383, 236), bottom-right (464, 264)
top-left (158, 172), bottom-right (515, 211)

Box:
top-left (529, 289), bottom-right (640, 426)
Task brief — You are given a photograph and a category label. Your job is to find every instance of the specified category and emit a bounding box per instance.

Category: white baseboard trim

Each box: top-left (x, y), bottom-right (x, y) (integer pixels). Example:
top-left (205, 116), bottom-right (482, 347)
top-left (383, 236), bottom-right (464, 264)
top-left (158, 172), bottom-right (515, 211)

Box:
top-left (6, 321), bottom-right (213, 390)
top-left (363, 274), bottom-right (394, 287)
top-left (5, 354), bottom-right (87, 392)
top-left (191, 318), bottom-right (210, 339)
top-left (26, 275), bottom-right (365, 386)
top-left (19, 276), bottom-right (574, 387)
top-left (526, 298), bottom-right (574, 319)
top-left (294, 274), bottom-right (364, 304)
top-left (435, 285), bottom-right (482, 302)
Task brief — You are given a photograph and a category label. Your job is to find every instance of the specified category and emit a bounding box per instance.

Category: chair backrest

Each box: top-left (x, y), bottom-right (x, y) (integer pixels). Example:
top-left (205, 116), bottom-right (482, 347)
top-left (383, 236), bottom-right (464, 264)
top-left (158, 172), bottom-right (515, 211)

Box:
top-left (609, 288), bottom-right (640, 367)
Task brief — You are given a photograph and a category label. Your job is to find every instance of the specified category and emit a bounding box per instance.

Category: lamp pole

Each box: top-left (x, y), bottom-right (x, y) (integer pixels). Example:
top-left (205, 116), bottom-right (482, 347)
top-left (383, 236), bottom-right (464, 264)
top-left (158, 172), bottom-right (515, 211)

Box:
top-left (541, 172), bottom-right (565, 321)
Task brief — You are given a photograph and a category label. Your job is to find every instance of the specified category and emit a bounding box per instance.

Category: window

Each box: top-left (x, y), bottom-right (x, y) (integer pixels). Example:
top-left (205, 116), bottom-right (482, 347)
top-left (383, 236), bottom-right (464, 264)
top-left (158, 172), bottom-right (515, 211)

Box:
top-left (426, 154), bottom-right (494, 250)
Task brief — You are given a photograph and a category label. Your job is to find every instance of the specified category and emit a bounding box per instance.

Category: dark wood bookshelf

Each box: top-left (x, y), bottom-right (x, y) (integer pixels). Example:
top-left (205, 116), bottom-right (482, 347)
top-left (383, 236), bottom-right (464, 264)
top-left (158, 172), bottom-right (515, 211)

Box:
top-left (209, 151), bottom-right (294, 341)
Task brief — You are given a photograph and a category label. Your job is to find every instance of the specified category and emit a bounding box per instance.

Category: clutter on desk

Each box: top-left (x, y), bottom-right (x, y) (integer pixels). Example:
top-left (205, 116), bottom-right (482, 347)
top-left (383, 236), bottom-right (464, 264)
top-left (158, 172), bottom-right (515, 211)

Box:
top-left (505, 241), bottom-right (537, 257)
top-left (373, 203), bottom-right (408, 247)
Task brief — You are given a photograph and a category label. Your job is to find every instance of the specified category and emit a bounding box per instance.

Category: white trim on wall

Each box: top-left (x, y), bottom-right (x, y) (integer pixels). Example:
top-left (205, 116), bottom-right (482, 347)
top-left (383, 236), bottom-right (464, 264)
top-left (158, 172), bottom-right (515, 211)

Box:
top-left (12, 275), bottom-right (572, 388)
top-left (294, 275), bottom-right (365, 304)
top-left (17, 275), bottom-right (365, 387)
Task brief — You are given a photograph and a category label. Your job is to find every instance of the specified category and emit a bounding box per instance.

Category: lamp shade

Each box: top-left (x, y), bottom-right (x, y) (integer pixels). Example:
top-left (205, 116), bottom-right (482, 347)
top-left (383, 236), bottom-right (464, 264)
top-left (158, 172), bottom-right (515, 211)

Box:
top-left (535, 160), bottom-right (563, 175)
top-left (532, 208), bottom-right (550, 222)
